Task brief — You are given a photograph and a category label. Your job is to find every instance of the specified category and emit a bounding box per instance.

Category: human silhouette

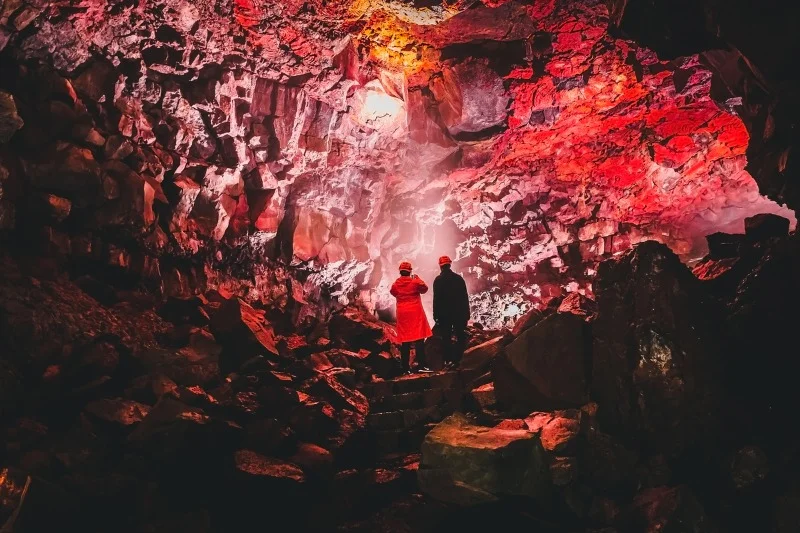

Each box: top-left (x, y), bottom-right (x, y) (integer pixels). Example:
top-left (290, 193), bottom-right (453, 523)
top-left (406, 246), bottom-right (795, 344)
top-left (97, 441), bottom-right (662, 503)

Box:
top-left (390, 261), bottom-right (433, 374)
top-left (433, 256), bottom-right (470, 369)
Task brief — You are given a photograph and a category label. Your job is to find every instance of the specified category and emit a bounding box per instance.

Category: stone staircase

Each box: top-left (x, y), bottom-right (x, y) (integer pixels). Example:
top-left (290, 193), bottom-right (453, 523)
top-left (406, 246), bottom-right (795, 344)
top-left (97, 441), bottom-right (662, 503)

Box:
top-left (359, 368), bottom-right (486, 454)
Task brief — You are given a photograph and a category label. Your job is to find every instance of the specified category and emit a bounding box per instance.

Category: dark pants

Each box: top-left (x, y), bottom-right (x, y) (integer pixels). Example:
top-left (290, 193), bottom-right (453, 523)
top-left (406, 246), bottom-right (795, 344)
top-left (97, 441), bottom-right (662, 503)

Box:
top-left (439, 322), bottom-right (467, 365)
top-left (399, 339), bottom-right (426, 371)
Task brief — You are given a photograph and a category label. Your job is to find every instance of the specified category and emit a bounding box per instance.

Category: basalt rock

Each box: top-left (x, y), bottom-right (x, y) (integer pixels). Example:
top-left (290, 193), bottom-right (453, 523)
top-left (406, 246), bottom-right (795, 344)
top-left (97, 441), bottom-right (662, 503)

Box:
top-left (494, 309), bottom-right (591, 413)
top-left (418, 413), bottom-right (549, 506)
top-left (744, 214), bottom-right (790, 242)
top-left (209, 297), bottom-right (279, 371)
top-left (0, 91), bottom-right (23, 143)
top-left (592, 241), bottom-right (724, 456)
top-left (0, 0), bottom-right (793, 332)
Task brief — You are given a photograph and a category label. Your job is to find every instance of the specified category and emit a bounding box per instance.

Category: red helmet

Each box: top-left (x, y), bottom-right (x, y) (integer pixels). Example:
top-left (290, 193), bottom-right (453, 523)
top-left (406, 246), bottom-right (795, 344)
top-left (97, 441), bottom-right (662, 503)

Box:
top-left (398, 261), bottom-right (413, 271)
top-left (438, 256), bottom-right (452, 267)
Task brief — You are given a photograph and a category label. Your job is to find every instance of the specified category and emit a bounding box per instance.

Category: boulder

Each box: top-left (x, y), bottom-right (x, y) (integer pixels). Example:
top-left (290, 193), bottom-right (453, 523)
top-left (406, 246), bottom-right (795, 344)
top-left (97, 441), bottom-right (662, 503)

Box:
top-left (138, 346), bottom-right (220, 387)
top-left (327, 307), bottom-right (386, 350)
top-left (495, 311), bottom-right (590, 412)
top-left (418, 413), bottom-right (549, 506)
top-left (705, 232), bottom-right (744, 259)
top-left (226, 450), bottom-right (307, 530)
top-left (128, 398), bottom-right (237, 465)
top-left (0, 91), bottom-right (23, 143)
top-left (289, 398), bottom-right (340, 442)
top-left (592, 242), bottom-right (723, 456)
top-left (557, 292), bottom-right (597, 321)
top-left (289, 442), bottom-right (334, 474)
top-left (461, 335), bottom-right (504, 373)
top-left (470, 383), bottom-right (496, 410)
top-left (23, 143), bottom-right (102, 207)
top-left (430, 59), bottom-right (509, 136)
top-left (304, 371), bottom-right (369, 416)
top-left (232, 449), bottom-right (305, 484)
top-left (209, 298), bottom-right (279, 370)
top-left (524, 411), bottom-right (580, 454)
top-left (124, 373), bottom-right (178, 404)
top-left (510, 306), bottom-right (545, 337)
top-left (84, 398), bottom-right (151, 427)
top-left (744, 213), bottom-right (790, 242)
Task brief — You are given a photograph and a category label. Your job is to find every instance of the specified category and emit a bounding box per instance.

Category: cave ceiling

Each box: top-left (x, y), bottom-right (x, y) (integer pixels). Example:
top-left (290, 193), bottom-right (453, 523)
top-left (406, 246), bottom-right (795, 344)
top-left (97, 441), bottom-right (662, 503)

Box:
top-left (0, 0), bottom-right (795, 327)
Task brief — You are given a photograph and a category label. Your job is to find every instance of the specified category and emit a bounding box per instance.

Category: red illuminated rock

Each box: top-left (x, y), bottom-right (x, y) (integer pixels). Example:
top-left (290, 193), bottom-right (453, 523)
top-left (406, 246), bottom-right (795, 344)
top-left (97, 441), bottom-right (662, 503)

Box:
top-left (84, 398), bottom-right (151, 427)
top-left (0, 0), bottom-right (793, 330)
top-left (233, 449), bottom-right (305, 483)
top-left (209, 297), bottom-right (279, 364)
top-left (430, 58), bottom-right (509, 136)
top-left (524, 411), bottom-right (580, 453)
top-left (304, 371), bottom-right (369, 416)
top-left (418, 413), bottom-right (548, 506)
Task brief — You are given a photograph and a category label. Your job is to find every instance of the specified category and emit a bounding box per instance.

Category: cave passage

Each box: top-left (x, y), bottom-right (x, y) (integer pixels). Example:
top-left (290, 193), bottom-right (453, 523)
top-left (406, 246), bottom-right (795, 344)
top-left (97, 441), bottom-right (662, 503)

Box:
top-left (1, 0), bottom-right (799, 532)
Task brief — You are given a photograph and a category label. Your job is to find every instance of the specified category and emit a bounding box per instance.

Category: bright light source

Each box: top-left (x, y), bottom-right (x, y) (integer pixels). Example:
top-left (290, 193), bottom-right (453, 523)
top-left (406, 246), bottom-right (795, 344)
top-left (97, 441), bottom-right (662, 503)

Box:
top-left (360, 87), bottom-right (403, 123)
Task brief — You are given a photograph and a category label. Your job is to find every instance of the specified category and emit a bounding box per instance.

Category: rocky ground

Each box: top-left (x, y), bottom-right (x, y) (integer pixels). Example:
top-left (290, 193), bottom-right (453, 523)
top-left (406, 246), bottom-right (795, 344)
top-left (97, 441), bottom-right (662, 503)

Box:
top-left (1, 213), bottom-right (800, 532)
top-left (0, 236), bottom-right (500, 532)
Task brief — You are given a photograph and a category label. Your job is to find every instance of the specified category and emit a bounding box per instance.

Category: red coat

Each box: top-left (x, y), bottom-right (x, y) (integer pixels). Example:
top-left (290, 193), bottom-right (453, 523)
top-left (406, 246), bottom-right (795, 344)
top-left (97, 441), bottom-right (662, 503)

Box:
top-left (390, 275), bottom-right (433, 343)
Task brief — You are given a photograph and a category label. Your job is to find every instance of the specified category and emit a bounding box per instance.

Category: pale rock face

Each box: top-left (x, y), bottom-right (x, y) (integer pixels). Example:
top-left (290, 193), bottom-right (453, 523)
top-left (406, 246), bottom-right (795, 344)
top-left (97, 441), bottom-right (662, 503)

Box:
top-left (0, 0), bottom-right (795, 327)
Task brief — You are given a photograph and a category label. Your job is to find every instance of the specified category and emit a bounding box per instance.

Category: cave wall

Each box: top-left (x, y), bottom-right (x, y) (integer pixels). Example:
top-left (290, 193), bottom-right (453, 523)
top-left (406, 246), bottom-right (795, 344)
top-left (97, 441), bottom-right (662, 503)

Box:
top-left (0, 0), bottom-right (794, 328)
top-left (611, 0), bottom-right (800, 215)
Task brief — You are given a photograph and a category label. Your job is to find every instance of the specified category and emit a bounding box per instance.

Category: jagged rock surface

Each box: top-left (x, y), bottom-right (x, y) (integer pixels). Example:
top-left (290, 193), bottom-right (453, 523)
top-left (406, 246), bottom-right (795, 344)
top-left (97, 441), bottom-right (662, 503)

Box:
top-left (0, 0), bottom-right (794, 329)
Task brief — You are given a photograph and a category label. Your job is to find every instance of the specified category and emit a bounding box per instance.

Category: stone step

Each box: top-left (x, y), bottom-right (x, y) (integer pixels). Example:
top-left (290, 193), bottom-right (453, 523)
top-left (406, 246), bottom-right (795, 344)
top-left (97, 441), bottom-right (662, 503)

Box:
top-left (367, 405), bottom-right (446, 431)
top-left (372, 423), bottom-right (437, 454)
top-left (370, 389), bottom-right (444, 413)
top-left (359, 368), bottom-right (486, 399)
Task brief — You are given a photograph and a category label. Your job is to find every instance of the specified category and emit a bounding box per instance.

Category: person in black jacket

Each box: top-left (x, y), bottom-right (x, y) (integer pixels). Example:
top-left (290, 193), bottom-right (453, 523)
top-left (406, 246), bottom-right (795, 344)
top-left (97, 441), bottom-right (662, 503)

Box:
top-left (433, 256), bottom-right (470, 369)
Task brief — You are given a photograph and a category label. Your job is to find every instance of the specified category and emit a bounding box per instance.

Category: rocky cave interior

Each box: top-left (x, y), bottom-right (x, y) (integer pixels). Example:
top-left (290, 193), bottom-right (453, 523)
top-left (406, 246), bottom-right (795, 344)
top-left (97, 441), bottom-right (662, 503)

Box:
top-left (0, 0), bottom-right (799, 531)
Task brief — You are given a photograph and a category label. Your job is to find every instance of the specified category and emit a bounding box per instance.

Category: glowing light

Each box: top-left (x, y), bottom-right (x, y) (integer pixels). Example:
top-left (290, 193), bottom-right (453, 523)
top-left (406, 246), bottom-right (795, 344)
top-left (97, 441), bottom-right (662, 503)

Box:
top-left (362, 87), bottom-right (403, 122)
top-left (353, 81), bottom-right (407, 136)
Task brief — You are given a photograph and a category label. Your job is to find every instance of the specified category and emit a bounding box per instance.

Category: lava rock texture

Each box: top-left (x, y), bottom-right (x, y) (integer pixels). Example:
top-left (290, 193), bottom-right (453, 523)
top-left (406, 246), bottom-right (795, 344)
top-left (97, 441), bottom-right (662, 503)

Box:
top-left (0, 0), bottom-right (795, 328)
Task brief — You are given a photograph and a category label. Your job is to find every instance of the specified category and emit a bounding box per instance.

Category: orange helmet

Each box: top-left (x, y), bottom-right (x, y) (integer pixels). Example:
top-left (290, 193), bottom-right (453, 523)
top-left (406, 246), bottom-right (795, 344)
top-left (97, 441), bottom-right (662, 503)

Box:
top-left (398, 261), bottom-right (413, 271)
top-left (438, 256), bottom-right (452, 267)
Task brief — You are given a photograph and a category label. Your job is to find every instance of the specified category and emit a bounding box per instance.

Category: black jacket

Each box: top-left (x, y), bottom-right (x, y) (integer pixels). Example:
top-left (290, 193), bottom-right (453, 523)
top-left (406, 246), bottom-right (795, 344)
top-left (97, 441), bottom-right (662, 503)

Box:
top-left (433, 268), bottom-right (470, 325)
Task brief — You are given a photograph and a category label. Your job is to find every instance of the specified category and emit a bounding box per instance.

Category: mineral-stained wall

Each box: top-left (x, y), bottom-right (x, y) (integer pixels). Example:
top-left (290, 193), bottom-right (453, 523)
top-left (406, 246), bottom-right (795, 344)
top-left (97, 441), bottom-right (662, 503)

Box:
top-left (0, 0), bottom-right (794, 327)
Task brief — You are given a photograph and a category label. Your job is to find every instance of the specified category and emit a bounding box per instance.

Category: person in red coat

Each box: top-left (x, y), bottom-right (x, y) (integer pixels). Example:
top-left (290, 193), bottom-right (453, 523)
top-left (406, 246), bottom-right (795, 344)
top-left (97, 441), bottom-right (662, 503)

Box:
top-left (390, 261), bottom-right (433, 374)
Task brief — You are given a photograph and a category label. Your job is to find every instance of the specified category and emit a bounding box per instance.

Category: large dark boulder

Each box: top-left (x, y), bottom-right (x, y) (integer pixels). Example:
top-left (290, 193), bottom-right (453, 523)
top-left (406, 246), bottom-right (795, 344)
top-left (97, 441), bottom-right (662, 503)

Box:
top-left (327, 307), bottom-right (388, 351)
top-left (744, 213), bottom-right (790, 242)
top-left (592, 241), bottom-right (723, 457)
top-left (209, 298), bottom-right (279, 372)
top-left (494, 308), bottom-right (591, 413)
top-left (724, 233), bottom-right (800, 432)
